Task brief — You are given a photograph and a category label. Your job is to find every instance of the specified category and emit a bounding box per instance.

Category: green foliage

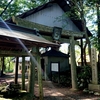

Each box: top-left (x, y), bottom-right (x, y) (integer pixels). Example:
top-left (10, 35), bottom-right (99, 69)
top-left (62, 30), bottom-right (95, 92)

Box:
top-left (77, 66), bottom-right (92, 89)
top-left (51, 66), bottom-right (92, 90)
top-left (0, 0), bottom-right (48, 20)
top-left (90, 34), bottom-right (100, 50)
top-left (52, 71), bottom-right (71, 87)
top-left (4, 57), bottom-right (14, 73)
top-left (86, 0), bottom-right (100, 51)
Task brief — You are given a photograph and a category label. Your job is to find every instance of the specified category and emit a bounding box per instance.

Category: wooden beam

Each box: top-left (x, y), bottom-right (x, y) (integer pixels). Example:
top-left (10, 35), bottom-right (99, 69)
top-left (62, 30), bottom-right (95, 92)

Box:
top-left (43, 35), bottom-right (79, 45)
top-left (12, 17), bottom-right (84, 38)
top-left (0, 36), bottom-right (43, 48)
top-left (0, 50), bottom-right (37, 57)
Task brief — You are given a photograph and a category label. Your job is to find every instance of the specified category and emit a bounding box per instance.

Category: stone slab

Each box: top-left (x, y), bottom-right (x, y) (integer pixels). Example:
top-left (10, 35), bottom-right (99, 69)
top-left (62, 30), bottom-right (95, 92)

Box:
top-left (88, 84), bottom-right (100, 92)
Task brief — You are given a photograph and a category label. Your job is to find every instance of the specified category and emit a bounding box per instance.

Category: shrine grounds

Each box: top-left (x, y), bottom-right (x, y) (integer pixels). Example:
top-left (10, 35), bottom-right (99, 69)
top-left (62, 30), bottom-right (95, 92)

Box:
top-left (0, 73), bottom-right (100, 100)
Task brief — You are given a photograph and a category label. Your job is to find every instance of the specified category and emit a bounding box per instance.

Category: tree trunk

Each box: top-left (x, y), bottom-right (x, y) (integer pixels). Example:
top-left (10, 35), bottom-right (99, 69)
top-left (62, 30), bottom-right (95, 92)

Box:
top-left (80, 1), bottom-right (91, 65)
top-left (97, 4), bottom-right (100, 69)
top-left (83, 42), bottom-right (87, 65)
top-left (80, 39), bottom-right (84, 66)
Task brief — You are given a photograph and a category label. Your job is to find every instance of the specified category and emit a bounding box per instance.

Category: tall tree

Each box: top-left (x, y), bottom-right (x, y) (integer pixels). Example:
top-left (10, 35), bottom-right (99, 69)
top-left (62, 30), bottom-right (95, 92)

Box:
top-left (86, 0), bottom-right (100, 66)
top-left (67, 0), bottom-right (92, 65)
top-left (95, 1), bottom-right (100, 67)
top-left (0, 0), bottom-right (48, 20)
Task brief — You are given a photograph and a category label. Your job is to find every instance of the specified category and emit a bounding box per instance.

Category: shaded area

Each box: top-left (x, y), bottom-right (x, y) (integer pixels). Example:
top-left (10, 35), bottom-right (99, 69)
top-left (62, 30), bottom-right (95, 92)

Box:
top-left (35, 81), bottom-right (100, 100)
top-left (0, 73), bottom-right (99, 100)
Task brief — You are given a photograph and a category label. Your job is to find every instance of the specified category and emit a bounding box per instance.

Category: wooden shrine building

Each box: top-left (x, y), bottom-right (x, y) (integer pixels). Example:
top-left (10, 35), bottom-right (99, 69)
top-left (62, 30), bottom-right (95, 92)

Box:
top-left (5, 0), bottom-right (92, 98)
top-left (0, 21), bottom-right (59, 99)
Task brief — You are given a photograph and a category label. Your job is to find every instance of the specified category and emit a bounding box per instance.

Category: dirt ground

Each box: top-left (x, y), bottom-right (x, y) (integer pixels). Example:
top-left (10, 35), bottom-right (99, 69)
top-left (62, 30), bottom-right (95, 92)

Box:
top-left (1, 73), bottom-right (100, 100)
top-left (34, 81), bottom-right (100, 100)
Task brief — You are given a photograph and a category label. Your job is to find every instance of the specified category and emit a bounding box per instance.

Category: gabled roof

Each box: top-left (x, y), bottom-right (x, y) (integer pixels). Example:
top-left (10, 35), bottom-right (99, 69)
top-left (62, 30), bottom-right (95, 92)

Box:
top-left (0, 21), bottom-right (59, 56)
top-left (41, 49), bottom-right (69, 57)
top-left (6, 0), bottom-right (92, 36)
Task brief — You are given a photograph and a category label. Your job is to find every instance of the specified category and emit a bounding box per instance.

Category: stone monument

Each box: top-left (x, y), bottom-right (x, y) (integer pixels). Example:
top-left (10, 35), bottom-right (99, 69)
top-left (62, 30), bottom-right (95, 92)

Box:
top-left (88, 48), bottom-right (100, 91)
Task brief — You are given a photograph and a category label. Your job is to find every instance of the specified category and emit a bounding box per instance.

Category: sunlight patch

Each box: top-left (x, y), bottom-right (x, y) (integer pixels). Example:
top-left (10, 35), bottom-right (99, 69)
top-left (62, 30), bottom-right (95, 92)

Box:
top-left (51, 92), bottom-right (64, 96)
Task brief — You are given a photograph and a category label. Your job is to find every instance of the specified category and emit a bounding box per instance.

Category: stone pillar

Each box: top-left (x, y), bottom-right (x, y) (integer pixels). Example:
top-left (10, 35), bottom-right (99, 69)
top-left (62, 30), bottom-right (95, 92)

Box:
top-left (70, 36), bottom-right (77, 90)
top-left (91, 48), bottom-right (98, 84)
top-left (88, 48), bottom-right (100, 91)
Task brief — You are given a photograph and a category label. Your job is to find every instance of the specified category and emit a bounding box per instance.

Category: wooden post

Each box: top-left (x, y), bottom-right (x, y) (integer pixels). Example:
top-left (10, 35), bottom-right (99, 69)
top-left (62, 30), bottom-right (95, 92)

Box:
top-left (28, 48), bottom-right (35, 99)
top-left (70, 36), bottom-right (77, 90)
top-left (44, 58), bottom-right (48, 81)
top-left (37, 47), bottom-right (43, 100)
top-left (1, 57), bottom-right (4, 76)
top-left (29, 57), bottom-right (35, 96)
top-left (15, 57), bottom-right (19, 84)
top-left (22, 56), bottom-right (25, 90)
top-left (80, 39), bottom-right (84, 66)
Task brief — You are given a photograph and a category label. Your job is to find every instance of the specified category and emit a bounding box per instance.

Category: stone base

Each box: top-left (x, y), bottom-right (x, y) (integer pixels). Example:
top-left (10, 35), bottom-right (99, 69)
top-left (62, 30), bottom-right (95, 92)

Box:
top-left (70, 88), bottom-right (78, 91)
top-left (88, 84), bottom-right (100, 92)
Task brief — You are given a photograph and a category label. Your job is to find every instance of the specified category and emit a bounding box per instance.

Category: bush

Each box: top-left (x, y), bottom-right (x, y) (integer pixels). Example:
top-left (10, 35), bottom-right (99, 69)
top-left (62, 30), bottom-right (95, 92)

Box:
top-left (51, 66), bottom-right (92, 90)
top-left (52, 71), bottom-right (71, 87)
top-left (77, 66), bottom-right (92, 90)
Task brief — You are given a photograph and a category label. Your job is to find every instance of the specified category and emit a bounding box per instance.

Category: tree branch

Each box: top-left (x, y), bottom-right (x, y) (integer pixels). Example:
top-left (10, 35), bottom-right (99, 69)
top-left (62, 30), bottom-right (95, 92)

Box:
top-left (0, 0), bottom-right (13, 17)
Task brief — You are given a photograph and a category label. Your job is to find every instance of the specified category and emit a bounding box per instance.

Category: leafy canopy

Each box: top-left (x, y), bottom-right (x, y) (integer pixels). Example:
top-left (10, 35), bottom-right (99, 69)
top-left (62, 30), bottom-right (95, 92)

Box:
top-left (0, 0), bottom-right (48, 20)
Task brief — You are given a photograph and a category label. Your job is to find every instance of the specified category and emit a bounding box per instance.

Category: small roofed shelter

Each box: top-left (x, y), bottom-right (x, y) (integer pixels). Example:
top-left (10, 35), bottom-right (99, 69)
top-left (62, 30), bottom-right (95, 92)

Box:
top-left (0, 21), bottom-right (59, 98)
top-left (41, 49), bottom-right (70, 80)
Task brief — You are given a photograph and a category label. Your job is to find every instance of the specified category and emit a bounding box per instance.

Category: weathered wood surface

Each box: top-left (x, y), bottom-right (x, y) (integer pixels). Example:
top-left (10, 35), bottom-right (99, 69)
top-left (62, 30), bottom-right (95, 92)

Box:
top-left (12, 17), bottom-right (84, 38)
top-left (70, 36), bottom-right (78, 90)
top-left (28, 48), bottom-right (35, 99)
top-left (22, 56), bottom-right (25, 90)
top-left (36, 47), bottom-right (43, 100)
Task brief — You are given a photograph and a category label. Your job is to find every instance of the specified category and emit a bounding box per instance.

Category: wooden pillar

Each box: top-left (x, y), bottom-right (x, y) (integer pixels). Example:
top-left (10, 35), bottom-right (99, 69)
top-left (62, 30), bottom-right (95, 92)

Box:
top-left (37, 48), bottom-right (43, 100)
top-left (1, 57), bottom-right (4, 76)
top-left (22, 56), bottom-right (25, 90)
top-left (15, 57), bottom-right (19, 84)
top-left (70, 36), bottom-right (77, 90)
top-left (80, 39), bottom-right (84, 66)
top-left (29, 57), bottom-right (35, 96)
top-left (28, 48), bottom-right (35, 98)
